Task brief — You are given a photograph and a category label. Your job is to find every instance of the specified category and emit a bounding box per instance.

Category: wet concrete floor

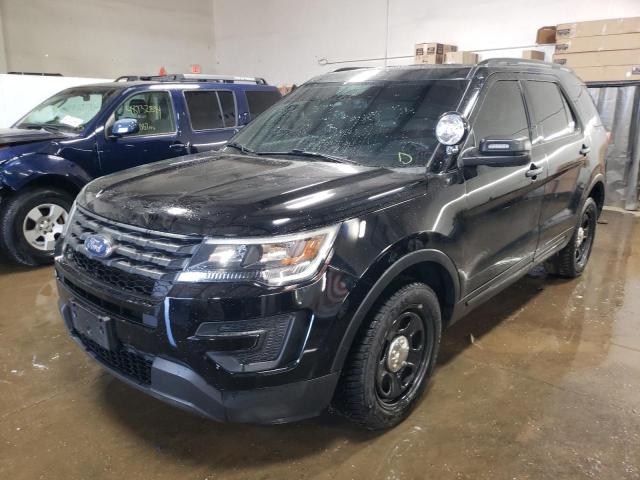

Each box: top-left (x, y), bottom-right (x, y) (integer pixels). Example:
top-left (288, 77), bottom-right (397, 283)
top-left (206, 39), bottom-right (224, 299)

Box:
top-left (0, 210), bottom-right (639, 479)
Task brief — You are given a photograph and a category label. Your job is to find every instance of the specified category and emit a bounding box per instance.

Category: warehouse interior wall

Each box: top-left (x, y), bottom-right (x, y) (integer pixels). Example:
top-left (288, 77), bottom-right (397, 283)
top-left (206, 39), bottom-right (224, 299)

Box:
top-left (1, 1), bottom-right (640, 85)
top-left (0, 0), bottom-right (215, 78)
top-left (213, 0), bottom-right (640, 86)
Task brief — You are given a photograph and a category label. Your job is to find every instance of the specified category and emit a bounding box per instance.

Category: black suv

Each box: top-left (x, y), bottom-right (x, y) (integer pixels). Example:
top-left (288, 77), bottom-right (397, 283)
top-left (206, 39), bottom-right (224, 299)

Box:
top-left (55, 59), bottom-right (606, 429)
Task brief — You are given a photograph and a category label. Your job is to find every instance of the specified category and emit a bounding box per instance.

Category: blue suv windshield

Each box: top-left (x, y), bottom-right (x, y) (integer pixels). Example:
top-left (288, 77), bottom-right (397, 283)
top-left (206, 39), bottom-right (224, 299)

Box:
top-left (16, 87), bottom-right (118, 133)
top-left (228, 79), bottom-right (468, 168)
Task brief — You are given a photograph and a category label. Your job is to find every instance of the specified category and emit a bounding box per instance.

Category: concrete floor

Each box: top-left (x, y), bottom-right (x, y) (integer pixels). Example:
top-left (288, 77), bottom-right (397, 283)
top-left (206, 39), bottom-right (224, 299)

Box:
top-left (1, 210), bottom-right (639, 480)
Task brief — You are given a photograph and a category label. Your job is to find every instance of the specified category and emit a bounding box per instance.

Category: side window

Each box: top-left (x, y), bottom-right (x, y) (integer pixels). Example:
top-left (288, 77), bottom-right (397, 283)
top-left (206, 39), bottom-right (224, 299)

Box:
top-left (525, 81), bottom-right (576, 141)
top-left (473, 80), bottom-right (529, 143)
top-left (246, 90), bottom-right (281, 118)
top-left (218, 91), bottom-right (237, 126)
top-left (113, 91), bottom-right (175, 136)
top-left (184, 91), bottom-right (224, 130)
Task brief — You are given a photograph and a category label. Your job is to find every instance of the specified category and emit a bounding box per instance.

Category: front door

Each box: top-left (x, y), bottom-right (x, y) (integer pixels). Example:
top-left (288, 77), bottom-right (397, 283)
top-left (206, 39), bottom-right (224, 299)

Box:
top-left (459, 75), bottom-right (547, 296)
top-left (96, 89), bottom-right (188, 175)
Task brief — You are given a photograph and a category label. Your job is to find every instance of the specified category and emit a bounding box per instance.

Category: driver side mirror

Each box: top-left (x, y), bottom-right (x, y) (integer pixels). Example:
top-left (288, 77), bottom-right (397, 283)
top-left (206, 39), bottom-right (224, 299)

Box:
top-left (461, 136), bottom-right (531, 167)
top-left (109, 118), bottom-right (139, 138)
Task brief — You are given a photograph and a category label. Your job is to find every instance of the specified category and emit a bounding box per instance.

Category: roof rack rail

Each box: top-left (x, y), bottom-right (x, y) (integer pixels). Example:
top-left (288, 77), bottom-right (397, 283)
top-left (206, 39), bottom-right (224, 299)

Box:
top-left (477, 58), bottom-right (555, 69)
top-left (114, 75), bottom-right (140, 82)
top-left (8, 71), bottom-right (64, 76)
top-left (333, 67), bottom-right (369, 72)
top-left (114, 73), bottom-right (268, 84)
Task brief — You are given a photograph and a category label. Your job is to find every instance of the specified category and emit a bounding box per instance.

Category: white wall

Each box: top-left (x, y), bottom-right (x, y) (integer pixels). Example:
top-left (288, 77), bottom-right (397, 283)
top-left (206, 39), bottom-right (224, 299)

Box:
top-left (0, 74), bottom-right (110, 127)
top-left (0, 0), bottom-right (215, 78)
top-left (213, 0), bottom-right (640, 86)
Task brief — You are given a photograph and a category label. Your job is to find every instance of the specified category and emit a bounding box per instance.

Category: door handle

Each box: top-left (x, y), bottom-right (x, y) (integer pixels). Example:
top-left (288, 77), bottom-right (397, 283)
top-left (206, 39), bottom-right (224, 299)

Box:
top-left (525, 163), bottom-right (544, 178)
top-left (580, 144), bottom-right (590, 156)
top-left (169, 143), bottom-right (187, 151)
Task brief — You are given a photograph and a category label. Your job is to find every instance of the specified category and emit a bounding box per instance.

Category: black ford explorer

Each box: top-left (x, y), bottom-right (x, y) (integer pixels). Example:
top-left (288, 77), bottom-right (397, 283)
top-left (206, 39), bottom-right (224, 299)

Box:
top-left (55, 60), bottom-right (607, 429)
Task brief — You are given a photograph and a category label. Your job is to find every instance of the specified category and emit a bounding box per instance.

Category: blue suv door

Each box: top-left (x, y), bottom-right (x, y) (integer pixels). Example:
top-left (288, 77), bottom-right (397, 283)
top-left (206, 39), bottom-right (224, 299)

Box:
top-left (96, 89), bottom-right (188, 175)
top-left (179, 88), bottom-right (241, 152)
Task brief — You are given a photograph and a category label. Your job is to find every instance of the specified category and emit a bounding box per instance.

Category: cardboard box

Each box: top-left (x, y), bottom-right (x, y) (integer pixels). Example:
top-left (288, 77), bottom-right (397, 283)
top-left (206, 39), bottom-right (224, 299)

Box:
top-left (554, 49), bottom-right (640, 68)
top-left (444, 51), bottom-right (479, 64)
top-left (555, 33), bottom-right (640, 54)
top-left (522, 50), bottom-right (545, 60)
top-left (572, 65), bottom-right (640, 82)
top-left (415, 43), bottom-right (457, 64)
top-left (556, 17), bottom-right (640, 39)
top-left (536, 26), bottom-right (557, 44)
top-left (415, 53), bottom-right (444, 64)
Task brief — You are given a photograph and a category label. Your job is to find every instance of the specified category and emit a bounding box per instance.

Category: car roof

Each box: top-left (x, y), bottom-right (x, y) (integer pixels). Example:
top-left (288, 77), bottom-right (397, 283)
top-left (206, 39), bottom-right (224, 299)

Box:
top-left (311, 65), bottom-right (473, 83)
top-left (310, 58), bottom-right (578, 84)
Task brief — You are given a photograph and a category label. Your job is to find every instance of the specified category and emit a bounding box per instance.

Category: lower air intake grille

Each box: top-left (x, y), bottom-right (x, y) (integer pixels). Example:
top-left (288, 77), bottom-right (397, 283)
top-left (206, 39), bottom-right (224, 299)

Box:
top-left (79, 334), bottom-right (153, 385)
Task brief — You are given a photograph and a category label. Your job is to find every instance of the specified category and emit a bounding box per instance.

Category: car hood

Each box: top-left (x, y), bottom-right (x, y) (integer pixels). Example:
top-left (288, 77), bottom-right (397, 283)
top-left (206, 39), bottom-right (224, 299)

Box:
top-left (81, 152), bottom-right (427, 236)
top-left (0, 127), bottom-right (67, 147)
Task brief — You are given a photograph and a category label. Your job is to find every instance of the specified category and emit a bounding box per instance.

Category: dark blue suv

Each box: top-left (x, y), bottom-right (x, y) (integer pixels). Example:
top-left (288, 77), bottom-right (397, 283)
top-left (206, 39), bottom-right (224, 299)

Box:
top-left (0, 74), bottom-right (281, 266)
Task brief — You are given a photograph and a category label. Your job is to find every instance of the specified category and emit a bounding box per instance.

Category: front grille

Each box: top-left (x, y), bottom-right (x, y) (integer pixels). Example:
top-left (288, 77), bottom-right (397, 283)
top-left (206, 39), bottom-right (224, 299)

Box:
top-left (79, 334), bottom-right (153, 385)
top-left (66, 249), bottom-right (157, 297)
top-left (65, 207), bottom-right (202, 297)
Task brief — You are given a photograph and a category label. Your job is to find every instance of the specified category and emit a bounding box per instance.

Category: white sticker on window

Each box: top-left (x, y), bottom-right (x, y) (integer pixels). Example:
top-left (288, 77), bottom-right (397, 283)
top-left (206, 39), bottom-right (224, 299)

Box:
top-left (59, 115), bottom-right (83, 128)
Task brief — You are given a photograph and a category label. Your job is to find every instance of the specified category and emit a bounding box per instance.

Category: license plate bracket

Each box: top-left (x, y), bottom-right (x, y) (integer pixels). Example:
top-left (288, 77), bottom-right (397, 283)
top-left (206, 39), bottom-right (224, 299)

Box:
top-left (71, 301), bottom-right (118, 351)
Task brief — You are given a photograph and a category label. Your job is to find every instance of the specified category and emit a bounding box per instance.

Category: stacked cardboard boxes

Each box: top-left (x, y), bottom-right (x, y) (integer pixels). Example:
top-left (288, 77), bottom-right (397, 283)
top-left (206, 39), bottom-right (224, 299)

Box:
top-left (414, 43), bottom-right (457, 64)
top-left (553, 17), bottom-right (640, 82)
top-left (522, 50), bottom-right (545, 61)
top-left (444, 51), bottom-right (479, 64)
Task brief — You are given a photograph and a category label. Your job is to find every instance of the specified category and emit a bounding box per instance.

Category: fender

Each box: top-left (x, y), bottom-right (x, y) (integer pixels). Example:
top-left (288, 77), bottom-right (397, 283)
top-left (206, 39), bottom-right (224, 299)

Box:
top-left (0, 152), bottom-right (91, 192)
top-left (331, 248), bottom-right (460, 373)
top-left (584, 172), bottom-right (605, 208)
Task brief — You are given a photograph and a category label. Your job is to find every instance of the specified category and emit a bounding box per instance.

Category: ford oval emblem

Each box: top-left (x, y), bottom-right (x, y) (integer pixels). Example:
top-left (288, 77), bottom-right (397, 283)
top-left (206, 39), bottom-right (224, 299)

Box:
top-left (84, 234), bottom-right (114, 258)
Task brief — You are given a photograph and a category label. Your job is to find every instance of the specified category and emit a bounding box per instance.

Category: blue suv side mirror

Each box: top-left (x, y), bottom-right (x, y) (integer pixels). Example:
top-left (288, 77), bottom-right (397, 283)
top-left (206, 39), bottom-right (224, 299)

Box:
top-left (110, 118), bottom-right (139, 138)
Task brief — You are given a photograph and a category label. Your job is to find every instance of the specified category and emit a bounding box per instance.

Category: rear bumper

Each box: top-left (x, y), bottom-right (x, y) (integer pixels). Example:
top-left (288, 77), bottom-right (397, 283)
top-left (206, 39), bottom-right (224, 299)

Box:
top-left (59, 298), bottom-right (339, 424)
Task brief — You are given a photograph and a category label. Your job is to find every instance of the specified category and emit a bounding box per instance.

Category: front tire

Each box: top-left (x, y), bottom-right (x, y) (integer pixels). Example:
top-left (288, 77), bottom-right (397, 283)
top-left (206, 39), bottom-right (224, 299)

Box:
top-left (333, 283), bottom-right (442, 430)
top-left (547, 197), bottom-right (598, 278)
top-left (0, 188), bottom-right (73, 266)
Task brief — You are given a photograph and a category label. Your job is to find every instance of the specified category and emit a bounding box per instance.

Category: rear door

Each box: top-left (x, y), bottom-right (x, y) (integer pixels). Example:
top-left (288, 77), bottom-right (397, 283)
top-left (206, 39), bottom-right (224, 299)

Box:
top-left (522, 78), bottom-right (586, 258)
top-left (181, 89), bottom-right (240, 152)
top-left (459, 74), bottom-right (547, 295)
top-left (96, 89), bottom-right (187, 175)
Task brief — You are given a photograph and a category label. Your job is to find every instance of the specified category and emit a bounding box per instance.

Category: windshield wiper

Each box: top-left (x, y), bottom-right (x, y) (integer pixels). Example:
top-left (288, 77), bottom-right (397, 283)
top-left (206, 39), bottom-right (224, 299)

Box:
top-left (18, 123), bottom-right (68, 133)
top-left (40, 125), bottom-right (68, 133)
top-left (254, 149), bottom-right (358, 165)
top-left (225, 142), bottom-right (255, 154)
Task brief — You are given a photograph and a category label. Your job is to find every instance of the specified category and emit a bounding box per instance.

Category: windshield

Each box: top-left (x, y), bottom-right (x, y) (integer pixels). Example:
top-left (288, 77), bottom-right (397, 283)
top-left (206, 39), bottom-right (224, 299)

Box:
top-left (228, 79), bottom-right (468, 168)
top-left (16, 87), bottom-right (118, 133)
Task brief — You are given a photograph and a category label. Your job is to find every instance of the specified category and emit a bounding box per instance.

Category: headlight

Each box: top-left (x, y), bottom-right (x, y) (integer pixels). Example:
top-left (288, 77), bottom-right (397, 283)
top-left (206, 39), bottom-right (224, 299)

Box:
top-left (177, 224), bottom-right (341, 286)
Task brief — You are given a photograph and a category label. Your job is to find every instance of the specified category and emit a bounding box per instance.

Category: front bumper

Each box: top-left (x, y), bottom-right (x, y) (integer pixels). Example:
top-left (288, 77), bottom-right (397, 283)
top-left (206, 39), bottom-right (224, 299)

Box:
top-left (55, 257), bottom-right (353, 424)
top-left (60, 298), bottom-right (338, 423)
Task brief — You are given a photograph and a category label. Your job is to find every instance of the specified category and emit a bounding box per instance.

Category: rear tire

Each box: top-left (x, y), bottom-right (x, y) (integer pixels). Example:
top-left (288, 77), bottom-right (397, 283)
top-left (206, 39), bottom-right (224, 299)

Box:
top-left (0, 188), bottom-right (73, 266)
top-left (547, 197), bottom-right (597, 278)
top-left (333, 282), bottom-right (442, 430)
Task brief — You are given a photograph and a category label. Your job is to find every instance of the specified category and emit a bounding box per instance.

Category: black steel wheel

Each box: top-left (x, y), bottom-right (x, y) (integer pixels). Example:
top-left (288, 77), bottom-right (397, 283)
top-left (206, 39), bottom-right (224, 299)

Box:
top-left (547, 197), bottom-right (598, 278)
top-left (375, 309), bottom-right (432, 406)
top-left (574, 203), bottom-right (596, 270)
top-left (333, 282), bottom-right (442, 430)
